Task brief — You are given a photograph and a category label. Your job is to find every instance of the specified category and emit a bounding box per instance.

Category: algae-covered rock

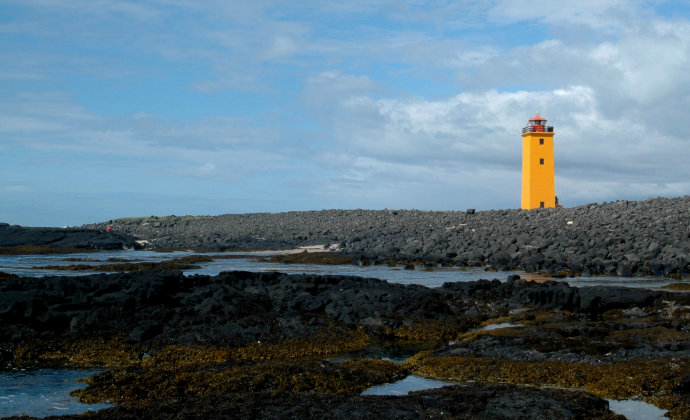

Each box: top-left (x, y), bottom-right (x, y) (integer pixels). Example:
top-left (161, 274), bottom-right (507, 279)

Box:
top-left (62, 384), bottom-right (620, 420)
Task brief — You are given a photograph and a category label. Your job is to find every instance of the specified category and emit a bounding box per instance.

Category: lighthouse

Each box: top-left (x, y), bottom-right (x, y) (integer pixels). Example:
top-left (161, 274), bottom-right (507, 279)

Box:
top-left (521, 114), bottom-right (556, 209)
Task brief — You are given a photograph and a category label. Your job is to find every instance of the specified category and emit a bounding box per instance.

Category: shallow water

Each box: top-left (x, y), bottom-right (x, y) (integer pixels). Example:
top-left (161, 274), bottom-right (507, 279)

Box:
top-left (474, 322), bottom-right (524, 331)
top-left (187, 259), bottom-right (532, 288)
top-left (0, 250), bottom-right (194, 277)
top-left (361, 376), bottom-right (668, 418)
top-left (361, 375), bottom-right (454, 395)
top-left (0, 369), bottom-right (111, 418)
top-left (0, 250), bottom-right (679, 289)
top-left (607, 399), bottom-right (667, 420)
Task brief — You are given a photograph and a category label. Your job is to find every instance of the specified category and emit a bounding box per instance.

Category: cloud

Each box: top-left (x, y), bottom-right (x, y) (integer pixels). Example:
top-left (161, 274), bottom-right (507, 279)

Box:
top-left (313, 73), bottom-right (690, 207)
top-left (486, 0), bottom-right (637, 29)
top-left (288, 2), bottom-right (690, 208)
top-left (0, 91), bottom-right (295, 185)
top-left (199, 163), bottom-right (216, 173)
top-left (1, 0), bottom-right (689, 224)
top-left (263, 35), bottom-right (300, 59)
top-left (327, 86), bottom-right (590, 162)
top-left (2, 0), bottom-right (166, 22)
top-left (449, 7), bottom-right (690, 133)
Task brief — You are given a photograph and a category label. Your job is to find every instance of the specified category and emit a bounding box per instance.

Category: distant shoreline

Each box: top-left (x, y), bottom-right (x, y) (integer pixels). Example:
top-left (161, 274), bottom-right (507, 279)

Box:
top-left (2, 196), bottom-right (689, 278)
top-left (82, 196), bottom-right (690, 278)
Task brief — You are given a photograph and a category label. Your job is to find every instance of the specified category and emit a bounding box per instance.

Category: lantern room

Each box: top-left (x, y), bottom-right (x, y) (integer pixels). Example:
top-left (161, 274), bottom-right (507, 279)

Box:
top-left (522, 114), bottom-right (554, 133)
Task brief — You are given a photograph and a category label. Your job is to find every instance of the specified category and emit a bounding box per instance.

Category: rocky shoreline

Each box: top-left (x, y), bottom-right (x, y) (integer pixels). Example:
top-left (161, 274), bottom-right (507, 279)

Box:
top-left (1, 270), bottom-right (689, 418)
top-left (1, 196), bottom-right (689, 418)
top-left (82, 196), bottom-right (690, 277)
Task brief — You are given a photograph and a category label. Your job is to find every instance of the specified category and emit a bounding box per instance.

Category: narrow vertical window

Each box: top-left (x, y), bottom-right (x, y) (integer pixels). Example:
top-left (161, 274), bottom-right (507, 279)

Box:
top-left (540, 202), bottom-right (545, 208)
top-left (540, 158), bottom-right (544, 165)
top-left (539, 138), bottom-right (544, 145)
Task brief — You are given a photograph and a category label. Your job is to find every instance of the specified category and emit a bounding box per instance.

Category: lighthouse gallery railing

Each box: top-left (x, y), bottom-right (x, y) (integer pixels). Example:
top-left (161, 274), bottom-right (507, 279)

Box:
top-left (522, 126), bottom-right (554, 133)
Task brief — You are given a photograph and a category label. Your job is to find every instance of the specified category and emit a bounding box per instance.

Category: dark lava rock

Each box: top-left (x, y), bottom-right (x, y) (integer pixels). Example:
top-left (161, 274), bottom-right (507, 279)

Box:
top-left (674, 373), bottom-right (690, 395)
top-left (41, 384), bottom-right (616, 420)
top-left (81, 196), bottom-right (690, 277)
top-left (1, 270), bottom-right (680, 351)
top-left (0, 270), bottom-right (472, 347)
top-left (0, 224), bottom-right (140, 251)
top-left (516, 281), bottom-right (580, 312)
top-left (578, 286), bottom-right (656, 315)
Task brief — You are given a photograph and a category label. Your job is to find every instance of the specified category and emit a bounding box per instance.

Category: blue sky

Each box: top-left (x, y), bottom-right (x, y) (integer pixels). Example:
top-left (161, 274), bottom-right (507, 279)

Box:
top-left (2, 1), bottom-right (690, 226)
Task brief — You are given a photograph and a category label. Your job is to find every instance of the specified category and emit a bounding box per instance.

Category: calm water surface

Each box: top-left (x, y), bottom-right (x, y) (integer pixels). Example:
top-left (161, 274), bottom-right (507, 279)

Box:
top-left (0, 249), bottom-right (679, 289)
top-left (0, 369), bottom-right (110, 418)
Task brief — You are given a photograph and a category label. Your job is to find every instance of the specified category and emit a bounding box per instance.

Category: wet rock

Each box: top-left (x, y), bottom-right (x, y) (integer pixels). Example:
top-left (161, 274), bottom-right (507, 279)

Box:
top-left (4, 269), bottom-right (689, 419)
top-left (0, 270), bottom-right (473, 347)
top-left (674, 373), bottom-right (690, 395)
top-left (52, 384), bottom-right (616, 420)
top-left (0, 346), bottom-right (13, 368)
top-left (578, 286), bottom-right (656, 315)
top-left (128, 322), bottom-right (164, 343)
top-left (517, 281), bottom-right (580, 312)
top-left (3, 270), bottom-right (681, 351)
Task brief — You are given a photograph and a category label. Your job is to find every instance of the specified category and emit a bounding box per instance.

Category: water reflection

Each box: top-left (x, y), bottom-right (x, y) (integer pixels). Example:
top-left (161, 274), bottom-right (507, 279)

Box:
top-left (474, 322), bottom-right (524, 332)
top-left (0, 250), bottom-right (679, 290)
top-left (362, 375), bottom-right (454, 396)
top-left (607, 399), bottom-right (667, 420)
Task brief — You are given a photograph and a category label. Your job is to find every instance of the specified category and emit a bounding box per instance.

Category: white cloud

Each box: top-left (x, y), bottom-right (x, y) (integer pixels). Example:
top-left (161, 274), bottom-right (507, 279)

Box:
top-left (0, 92), bottom-right (295, 185)
top-left (330, 86), bottom-right (595, 162)
top-left (312, 72), bottom-right (690, 208)
top-left (2, 0), bottom-right (690, 221)
top-left (487, 0), bottom-right (637, 30)
top-left (264, 35), bottom-right (300, 59)
top-left (302, 71), bottom-right (379, 122)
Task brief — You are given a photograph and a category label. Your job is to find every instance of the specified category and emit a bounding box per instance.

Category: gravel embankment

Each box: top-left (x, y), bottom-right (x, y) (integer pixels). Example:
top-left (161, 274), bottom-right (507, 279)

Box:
top-left (87, 196), bottom-right (690, 277)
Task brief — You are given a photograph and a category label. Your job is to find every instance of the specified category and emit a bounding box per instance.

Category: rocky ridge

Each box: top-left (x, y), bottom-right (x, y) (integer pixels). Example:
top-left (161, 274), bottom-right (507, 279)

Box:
top-left (87, 196), bottom-right (690, 277)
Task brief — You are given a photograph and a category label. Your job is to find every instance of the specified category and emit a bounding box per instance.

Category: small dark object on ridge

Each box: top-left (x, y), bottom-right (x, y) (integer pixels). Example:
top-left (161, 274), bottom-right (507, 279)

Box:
top-left (467, 209), bottom-right (475, 214)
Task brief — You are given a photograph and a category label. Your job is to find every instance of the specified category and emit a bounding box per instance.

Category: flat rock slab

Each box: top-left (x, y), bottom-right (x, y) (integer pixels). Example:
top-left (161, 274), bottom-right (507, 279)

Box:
top-left (0, 224), bottom-right (139, 251)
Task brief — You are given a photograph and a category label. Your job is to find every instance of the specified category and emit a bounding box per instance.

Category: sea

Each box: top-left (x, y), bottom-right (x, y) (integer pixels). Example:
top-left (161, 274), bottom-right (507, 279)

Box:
top-left (0, 249), bottom-right (682, 418)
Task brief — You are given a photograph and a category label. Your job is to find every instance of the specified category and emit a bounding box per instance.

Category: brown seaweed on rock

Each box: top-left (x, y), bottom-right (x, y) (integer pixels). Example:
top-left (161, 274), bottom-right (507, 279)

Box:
top-left (64, 384), bottom-right (622, 420)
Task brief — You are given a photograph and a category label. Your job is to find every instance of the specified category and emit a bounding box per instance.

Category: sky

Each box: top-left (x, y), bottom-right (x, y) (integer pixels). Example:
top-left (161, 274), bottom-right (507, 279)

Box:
top-left (1, 1), bottom-right (690, 226)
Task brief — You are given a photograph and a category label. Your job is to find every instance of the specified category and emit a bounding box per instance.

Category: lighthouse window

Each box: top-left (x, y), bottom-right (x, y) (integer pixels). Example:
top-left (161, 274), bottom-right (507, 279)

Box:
top-left (539, 138), bottom-right (544, 145)
top-left (540, 158), bottom-right (544, 165)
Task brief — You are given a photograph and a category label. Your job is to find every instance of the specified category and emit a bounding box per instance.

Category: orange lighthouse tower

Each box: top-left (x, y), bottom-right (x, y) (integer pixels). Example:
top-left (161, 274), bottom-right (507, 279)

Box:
top-left (521, 114), bottom-right (556, 209)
